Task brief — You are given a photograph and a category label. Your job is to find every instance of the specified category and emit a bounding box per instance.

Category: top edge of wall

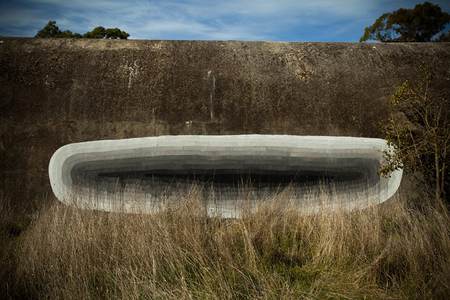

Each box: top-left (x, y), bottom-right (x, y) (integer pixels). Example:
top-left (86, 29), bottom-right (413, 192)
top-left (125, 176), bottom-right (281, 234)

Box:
top-left (1, 37), bottom-right (450, 51)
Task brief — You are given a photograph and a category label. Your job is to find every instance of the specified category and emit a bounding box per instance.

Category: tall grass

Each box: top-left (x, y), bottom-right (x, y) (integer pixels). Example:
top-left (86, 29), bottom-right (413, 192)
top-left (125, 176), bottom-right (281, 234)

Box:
top-left (2, 187), bottom-right (450, 299)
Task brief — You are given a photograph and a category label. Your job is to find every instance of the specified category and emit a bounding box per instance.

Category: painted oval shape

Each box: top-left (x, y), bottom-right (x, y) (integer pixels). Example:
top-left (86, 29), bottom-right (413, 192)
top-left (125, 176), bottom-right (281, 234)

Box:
top-left (49, 135), bottom-right (403, 217)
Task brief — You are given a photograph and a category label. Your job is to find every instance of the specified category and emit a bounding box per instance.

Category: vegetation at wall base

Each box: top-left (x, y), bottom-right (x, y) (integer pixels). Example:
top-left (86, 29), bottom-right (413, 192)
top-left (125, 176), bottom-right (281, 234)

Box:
top-left (1, 187), bottom-right (450, 299)
top-left (381, 64), bottom-right (450, 203)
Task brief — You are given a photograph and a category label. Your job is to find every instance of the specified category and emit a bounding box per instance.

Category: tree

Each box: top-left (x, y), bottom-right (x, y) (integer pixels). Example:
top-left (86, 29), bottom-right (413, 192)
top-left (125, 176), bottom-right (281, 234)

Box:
top-left (84, 26), bottom-right (129, 39)
top-left (36, 21), bottom-right (130, 39)
top-left (381, 66), bottom-right (450, 202)
top-left (83, 26), bottom-right (106, 39)
top-left (35, 20), bottom-right (81, 38)
top-left (360, 2), bottom-right (450, 42)
top-left (105, 28), bottom-right (130, 39)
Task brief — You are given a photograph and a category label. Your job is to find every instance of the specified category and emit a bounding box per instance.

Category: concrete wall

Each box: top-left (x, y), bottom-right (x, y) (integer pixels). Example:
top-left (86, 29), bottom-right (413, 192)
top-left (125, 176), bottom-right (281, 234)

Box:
top-left (1, 38), bottom-right (449, 204)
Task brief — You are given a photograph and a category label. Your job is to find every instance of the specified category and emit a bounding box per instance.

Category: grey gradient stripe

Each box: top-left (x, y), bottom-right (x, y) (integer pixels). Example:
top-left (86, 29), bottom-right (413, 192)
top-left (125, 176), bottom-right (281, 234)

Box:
top-left (48, 135), bottom-right (403, 216)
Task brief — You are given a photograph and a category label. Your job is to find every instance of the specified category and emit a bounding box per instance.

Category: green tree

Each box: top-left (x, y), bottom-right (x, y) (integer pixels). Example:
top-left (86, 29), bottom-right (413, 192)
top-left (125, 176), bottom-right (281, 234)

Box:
top-left (381, 66), bottom-right (450, 202)
top-left (105, 28), bottom-right (130, 39)
top-left (35, 20), bottom-right (60, 38)
top-left (83, 26), bottom-right (106, 38)
top-left (36, 21), bottom-right (129, 39)
top-left (360, 2), bottom-right (450, 42)
top-left (84, 26), bottom-right (129, 39)
top-left (35, 21), bottom-right (82, 38)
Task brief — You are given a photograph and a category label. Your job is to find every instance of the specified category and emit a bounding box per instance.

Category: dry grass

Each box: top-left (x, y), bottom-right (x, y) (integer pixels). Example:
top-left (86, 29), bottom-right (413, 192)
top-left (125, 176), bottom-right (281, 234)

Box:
top-left (1, 187), bottom-right (450, 299)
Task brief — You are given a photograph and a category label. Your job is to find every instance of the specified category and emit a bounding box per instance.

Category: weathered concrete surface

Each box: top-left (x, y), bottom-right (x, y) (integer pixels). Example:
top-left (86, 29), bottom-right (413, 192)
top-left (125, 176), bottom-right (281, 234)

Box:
top-left (0, 38), bottom-right (449, 205)
top-left (49, 135), bottom-right (402, 217)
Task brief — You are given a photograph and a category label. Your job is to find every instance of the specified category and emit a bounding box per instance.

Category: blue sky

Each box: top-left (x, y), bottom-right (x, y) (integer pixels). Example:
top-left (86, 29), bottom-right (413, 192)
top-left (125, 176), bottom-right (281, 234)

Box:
top-left (1, 0), bottom-right (449, 41)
